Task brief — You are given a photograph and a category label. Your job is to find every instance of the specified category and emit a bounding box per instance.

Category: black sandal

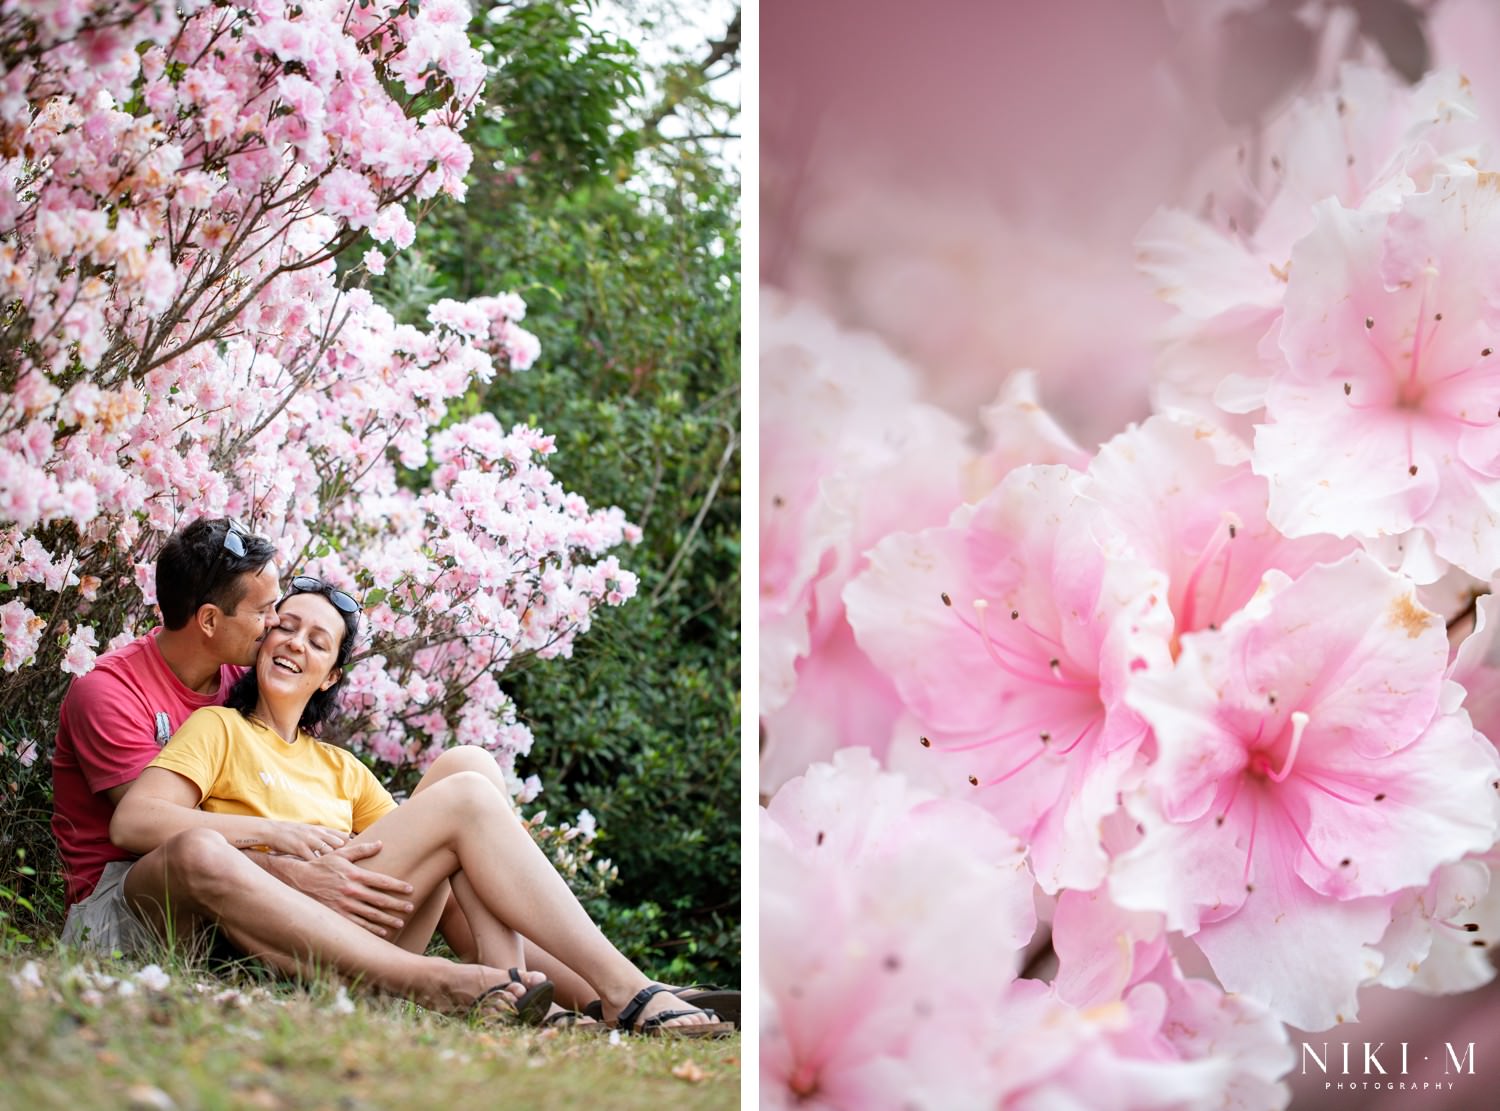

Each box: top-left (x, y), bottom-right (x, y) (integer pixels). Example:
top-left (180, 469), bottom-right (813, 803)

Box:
top-left (612, 984), bottom-right (735, 1038)
top-left (471, 968), bottom-right (554, 1027)
top-left (584, 983), bottom-right (741, 1029)
top-left (543, 1008), bottom-right (607, 1033)
top-left (672, 985), bottom-right (741, 1030)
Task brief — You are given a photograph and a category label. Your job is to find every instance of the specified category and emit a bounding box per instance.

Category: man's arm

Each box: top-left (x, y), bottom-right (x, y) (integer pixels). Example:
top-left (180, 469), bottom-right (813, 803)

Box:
top-left (104, 779), bottom-right (413, 935)
top-left (110, 766), bottom-right (349, 858)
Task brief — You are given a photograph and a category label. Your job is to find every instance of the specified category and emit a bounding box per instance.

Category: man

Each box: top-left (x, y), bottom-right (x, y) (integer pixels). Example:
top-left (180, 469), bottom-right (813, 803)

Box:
top-left (51, 517), bottom-right (567, 1013)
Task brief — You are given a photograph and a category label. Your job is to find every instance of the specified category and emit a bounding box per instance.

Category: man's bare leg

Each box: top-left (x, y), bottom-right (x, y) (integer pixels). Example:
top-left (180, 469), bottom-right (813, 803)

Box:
top-left (122, 828), bottom-right (531, 1013)
top-left (352, 771), bottom-right (719, 1031)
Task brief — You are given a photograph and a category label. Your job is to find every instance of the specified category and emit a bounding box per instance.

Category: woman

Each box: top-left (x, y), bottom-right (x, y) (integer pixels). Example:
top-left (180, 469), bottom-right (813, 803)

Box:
top-left (111, 576), bottom-right (731, 1037)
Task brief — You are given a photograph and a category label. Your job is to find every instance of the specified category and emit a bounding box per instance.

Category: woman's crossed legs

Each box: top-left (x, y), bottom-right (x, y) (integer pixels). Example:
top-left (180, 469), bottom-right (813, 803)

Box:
top-left (355, 768), bottom-right (720, 1032)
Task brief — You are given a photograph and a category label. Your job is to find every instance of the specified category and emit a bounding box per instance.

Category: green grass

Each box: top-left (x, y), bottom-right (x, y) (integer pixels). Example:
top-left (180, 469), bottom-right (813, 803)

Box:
top-left (0, 951), bottom-right (741, 1110)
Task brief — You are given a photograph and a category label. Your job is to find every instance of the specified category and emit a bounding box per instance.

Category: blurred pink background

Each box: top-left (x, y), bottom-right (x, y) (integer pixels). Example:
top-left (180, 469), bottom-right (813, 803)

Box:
top-left (761, 2), bottom-right (1500, 1107)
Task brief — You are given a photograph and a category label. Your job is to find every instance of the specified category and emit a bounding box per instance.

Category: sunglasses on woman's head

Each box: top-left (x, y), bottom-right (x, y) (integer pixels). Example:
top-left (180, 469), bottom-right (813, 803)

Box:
top-left (290, 575), bottom-right (362, 614)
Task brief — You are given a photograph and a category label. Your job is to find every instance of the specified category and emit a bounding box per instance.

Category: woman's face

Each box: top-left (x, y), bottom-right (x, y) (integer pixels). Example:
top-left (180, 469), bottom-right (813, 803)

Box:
top-left (256, 592), bottom-right (346, 705)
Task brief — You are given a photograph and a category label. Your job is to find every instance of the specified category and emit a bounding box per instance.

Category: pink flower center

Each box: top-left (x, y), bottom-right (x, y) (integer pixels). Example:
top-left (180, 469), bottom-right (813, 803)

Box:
top-left (1174, 511), bottom-right (1241, 651)
top-left (1346, 276), bottom-right (1500, 477)
top-left (937, 596), bottom-right (1111, 789)
top-left (789, 1064), bottom-right (819, 1098)
top-left (1248, 710), bottom-right (1309, 783)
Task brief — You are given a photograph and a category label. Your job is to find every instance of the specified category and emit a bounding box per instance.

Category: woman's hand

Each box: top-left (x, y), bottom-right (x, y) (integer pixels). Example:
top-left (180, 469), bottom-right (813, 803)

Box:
top-left (246, 820), bottom-right (349, 860)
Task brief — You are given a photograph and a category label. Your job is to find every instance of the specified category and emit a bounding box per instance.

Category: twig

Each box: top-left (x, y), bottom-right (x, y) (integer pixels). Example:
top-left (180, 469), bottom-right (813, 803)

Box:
top-left (649, 421), bottom-right (737, 606)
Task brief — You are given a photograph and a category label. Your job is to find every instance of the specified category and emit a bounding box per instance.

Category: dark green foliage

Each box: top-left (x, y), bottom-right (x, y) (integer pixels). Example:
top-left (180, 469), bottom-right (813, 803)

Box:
top-left (0, 719), bottom-right (62, 949)
top-left (473, 0), bottom-right (643, 191)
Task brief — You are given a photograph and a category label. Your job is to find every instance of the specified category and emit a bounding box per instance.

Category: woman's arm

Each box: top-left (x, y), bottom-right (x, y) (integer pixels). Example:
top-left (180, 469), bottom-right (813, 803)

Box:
top-left (110, 766), bottom-right (350, 859)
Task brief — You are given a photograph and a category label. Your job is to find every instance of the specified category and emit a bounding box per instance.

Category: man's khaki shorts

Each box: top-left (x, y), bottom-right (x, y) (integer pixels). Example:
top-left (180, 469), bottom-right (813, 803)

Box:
top-left (60, 860), bottom-right (157, 957)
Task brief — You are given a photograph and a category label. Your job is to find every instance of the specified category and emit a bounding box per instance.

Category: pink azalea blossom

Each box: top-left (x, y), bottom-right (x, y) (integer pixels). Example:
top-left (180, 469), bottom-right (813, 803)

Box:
top-left (1256, 172), bottom-right (1500, 581)
top-left (1113, 552), bottom-right (1500, 1029)
top-left (1084, 415), bottom-right (1353, 647)
top-left (60, 624), bottom-right (98, 677)
top-left (1051, 888), bottom-right (1295, 1109)
top-left (0, 599), bottom-right (44, 672)
top-left (761, 749), bottom-right (1034, 1109)
top-left (846, 463), bottom-right (1174, 893)
top-left (1139, 64), bottom-right (1484, 432)
top-left (1374, 856), bottom-right (1500, 996)
top-left (760, 292), bottom-right (971, 794)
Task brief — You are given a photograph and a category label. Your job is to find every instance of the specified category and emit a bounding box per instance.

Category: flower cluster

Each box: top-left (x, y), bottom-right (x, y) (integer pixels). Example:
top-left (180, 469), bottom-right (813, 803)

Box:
top-left (0, 0), bottom-right (635, 798)
top-left (763, 47), bottom-right (1500, 1110)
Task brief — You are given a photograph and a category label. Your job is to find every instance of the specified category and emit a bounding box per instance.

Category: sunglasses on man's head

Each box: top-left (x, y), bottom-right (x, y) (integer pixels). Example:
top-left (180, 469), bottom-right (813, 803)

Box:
top-left (222, 517), bottom-right (249, 559)
top-left (289, 575), bottom-right (362, 615)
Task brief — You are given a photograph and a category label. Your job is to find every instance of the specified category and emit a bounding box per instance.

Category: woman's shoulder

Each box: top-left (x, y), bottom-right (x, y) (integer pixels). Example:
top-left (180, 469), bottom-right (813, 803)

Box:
top-left (176, 704), bottom-right (237, 731)
top-left (186, 705), bottom-right (242, 728)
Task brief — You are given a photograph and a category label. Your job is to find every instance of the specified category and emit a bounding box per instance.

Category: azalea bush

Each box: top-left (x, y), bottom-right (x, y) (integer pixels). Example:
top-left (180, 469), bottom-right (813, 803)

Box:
top-left (763, 2), bottom-right (1500, 1107)
top-left (0, 0), bottom-right (639, 929)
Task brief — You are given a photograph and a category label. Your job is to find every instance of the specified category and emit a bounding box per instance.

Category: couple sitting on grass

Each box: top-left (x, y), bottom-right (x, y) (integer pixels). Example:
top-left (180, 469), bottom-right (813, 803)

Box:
top-left (52, 517), bottom-right (734, 1036)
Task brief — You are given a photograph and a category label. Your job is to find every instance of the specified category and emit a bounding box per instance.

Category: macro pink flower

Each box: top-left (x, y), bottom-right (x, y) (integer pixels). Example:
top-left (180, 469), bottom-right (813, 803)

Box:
top-left (1112, 552), bottom-right (1500, 1029)
top-left (1255, 172), bottom-right (1500, 581)
top-left (760, 292), bottom-right (971, 794)
top-left (1084, 415), bottom-right (1353, 646)
top-left (1139, 64), bottom-right (1484, 432)
top-left (1051, 888), bottom-right (1295, 1110)
top-left (846, 463), bottom-right (1174, 893)
top-left (761, 749), bottom-right (1035, 1110)
top-left (1374, 856), bottom-right (1500, 996)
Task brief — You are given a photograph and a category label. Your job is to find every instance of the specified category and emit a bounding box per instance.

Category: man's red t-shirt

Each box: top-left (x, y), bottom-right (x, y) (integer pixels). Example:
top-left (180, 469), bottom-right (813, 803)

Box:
top-left (51, 631), bottom-right (244, 906)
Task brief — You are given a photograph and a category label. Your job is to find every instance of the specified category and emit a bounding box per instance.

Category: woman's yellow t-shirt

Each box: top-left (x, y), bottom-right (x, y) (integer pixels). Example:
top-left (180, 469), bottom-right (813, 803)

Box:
top-left (149, 705), bottom-right (396, 835)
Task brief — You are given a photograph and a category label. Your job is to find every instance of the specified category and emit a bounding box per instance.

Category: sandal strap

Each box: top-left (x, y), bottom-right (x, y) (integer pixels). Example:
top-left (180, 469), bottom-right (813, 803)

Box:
top-left (470, 984), bottom-right (518, 1019)
top-left (639, 1007), bottom-right (721, 1033)
top-left (583, 986), bottom-right (728, 1021)
top-left (615, 984), bottom-right (674, 1033)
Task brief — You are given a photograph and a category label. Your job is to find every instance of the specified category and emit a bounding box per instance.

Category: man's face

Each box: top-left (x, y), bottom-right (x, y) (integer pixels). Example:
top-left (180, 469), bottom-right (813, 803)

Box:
top-left (211, 562), bottom-right (282, 667)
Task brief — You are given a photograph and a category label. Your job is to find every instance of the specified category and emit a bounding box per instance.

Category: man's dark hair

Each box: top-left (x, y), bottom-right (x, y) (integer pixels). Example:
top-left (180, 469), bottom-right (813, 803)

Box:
top-left (155, 518), bottom-right (276, 630)
top-left (225, 582), bottom-right (360, 738)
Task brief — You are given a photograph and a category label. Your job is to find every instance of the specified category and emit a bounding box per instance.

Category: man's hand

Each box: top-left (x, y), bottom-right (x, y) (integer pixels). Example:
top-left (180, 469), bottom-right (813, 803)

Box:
top-left (265, 840), bottom-right (416, 937)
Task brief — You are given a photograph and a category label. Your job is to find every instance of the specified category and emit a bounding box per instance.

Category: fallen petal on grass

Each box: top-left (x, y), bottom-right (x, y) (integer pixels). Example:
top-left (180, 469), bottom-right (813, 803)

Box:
top-left (671, 1060), bottom-right (708, 1083)
top-left (124, 1084), bottom-right (176, 1111)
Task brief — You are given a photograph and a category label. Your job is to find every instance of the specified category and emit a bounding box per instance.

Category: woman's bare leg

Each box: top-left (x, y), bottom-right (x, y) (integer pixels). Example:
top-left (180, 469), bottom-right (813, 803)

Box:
top-left (410, 746), bottom-right (597, 1008)
top-left (352, 771), bottom-right (718, 1030)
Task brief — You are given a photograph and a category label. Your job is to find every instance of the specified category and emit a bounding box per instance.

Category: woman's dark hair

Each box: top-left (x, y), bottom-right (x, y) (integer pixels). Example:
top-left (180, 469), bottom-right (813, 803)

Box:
top-left (224, 580), bottom-right (360, 738)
